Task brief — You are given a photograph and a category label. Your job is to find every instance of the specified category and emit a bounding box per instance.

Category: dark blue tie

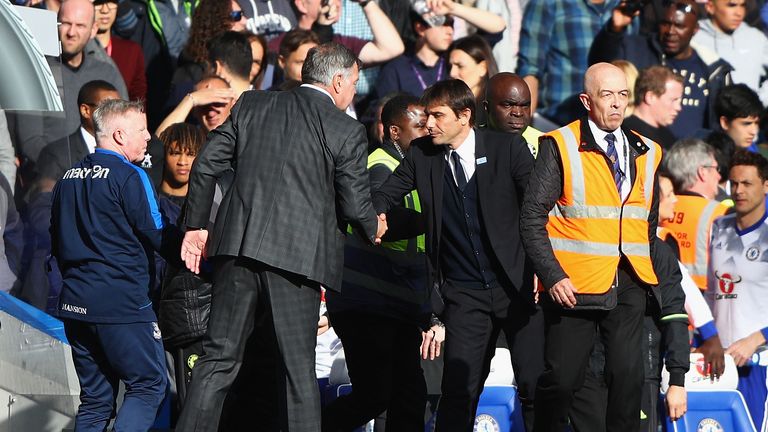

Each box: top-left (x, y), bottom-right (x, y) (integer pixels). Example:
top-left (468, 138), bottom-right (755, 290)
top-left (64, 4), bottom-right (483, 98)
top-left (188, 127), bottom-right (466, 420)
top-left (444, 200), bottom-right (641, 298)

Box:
top-left (451, 151), bottom-right (467, 190)
top-left (605, 133), bottom-right (622, 192)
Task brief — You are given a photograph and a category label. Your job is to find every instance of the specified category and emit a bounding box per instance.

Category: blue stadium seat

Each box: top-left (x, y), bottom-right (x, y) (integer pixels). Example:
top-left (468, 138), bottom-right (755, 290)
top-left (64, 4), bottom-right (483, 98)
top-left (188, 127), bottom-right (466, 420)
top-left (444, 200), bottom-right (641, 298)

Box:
top-left (473, 385), bottom-right (525, 432)
top-left (663, 390), bottom-right (757, 432)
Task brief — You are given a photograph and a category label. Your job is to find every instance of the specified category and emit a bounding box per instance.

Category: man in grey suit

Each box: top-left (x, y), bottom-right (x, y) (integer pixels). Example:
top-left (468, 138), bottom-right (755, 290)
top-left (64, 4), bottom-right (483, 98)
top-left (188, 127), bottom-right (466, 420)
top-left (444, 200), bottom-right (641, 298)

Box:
top-left (177, 42), bottom-right (386, 432)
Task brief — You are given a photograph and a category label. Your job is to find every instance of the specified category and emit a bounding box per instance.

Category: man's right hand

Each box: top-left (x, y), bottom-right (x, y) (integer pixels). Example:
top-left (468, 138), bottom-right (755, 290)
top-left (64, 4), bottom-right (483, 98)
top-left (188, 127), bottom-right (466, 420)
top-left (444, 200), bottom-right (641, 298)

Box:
top-left (695, 334), bottom-right (725, 381)
top-left (549, 277), bottom-right (577, 308)
top-left (181, 229), bottom-right (209, 274)
top-left (375, 213), bottom-right (387, 245)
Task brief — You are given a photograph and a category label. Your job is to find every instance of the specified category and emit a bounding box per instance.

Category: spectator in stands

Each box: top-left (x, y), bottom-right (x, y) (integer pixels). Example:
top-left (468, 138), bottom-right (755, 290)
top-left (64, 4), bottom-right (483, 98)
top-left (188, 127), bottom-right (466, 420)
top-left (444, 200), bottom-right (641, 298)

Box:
top-left (112, 0), bottom-right (196, 127)
top-left (238, 0), bottom-right (297, 41)
top-left (93, 0), bottom-right (147, 101)
top-left (483, 72), bottom-right (542, 157)
top-left (612, 60), bottom-right (639, 116)
top-left (8, 0), bottom-right (127, 166)
top-left (276, 30), bottom-right (321, 85)
top-left (36, 81), bottom-right (121, 192)
top-left (705, 130), bottom-right (737, 202)
top-left (173, 0), bottom-right (248, 94)
top-left (376, 3), bottom-right (506, 100)
top-left (708, 150), bottom-right (768, 431)
top-left (276, 0), bottom-right (404, 68)
top-left (448, 35), bottom-right (498, 126)
top-left (518, 0), bottom-right (623, 126)
top-left (661, 139), bottom-right (730, 290)
top-left (692, 0), bottom-right (768, 105)
top-left (623, 66), bottom-right (684, 149)
top-left (206, 32), bottom-right (253, 96)
top-left (715, 84), bottom-right (763, 150)
top-left (589, 0), bottom-right (733, 137)
top-left (156, 75), bottom-right (236, 137)
top-left (247, 33), bottom-right (268, 88)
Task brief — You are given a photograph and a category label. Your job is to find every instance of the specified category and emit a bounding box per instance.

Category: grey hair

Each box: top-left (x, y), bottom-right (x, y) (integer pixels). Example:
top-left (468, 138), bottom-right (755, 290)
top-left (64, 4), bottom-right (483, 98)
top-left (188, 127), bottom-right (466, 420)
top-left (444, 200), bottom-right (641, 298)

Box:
top-left (92, 99), bottom-right (144, 139)
top-left (662, 138), bottom-right (716, 191)
top-left (301, 42), bottom-right (361, 86)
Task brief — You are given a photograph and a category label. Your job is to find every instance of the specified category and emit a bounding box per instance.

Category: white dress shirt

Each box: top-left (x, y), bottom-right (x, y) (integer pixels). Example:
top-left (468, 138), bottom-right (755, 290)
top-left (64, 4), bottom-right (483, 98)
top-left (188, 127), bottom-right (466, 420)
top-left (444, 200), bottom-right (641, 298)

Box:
top-left (587, 119), bottom-right (631, 201)
top-left (445, 129), bottom-right (477, 187)
top-left (80, 126), bottom-right (96, 154)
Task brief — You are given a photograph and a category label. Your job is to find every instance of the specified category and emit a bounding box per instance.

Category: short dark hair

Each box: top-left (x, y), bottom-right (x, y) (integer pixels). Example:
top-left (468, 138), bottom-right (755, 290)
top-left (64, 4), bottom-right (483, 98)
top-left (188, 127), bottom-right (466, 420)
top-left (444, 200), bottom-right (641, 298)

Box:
top-left (77, 80), bottom-right (118, 106)
top-left (381, 93), bottom-right (421, 141)
top-left (159, 123), bottom-right (205, 156)
top-left (705, 130), bottom-right (736, 181)
top-left (207, 31), bottom-right (252, 81)
top-left (279, 29), bottom-right (320, 59)
top-left (421, 79), bottom-right (476, 126)
top-left (731, 149), bottom-right (768, 181)
top-left (634, 65), bottom-right (683, 105)
top-left (715, 84), bottom-right (763, 121)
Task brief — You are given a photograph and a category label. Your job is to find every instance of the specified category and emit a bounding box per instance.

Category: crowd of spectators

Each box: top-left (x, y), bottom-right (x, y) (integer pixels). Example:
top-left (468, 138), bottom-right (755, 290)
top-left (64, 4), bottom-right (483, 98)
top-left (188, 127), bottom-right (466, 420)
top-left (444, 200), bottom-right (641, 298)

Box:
top-left (4, 0), bottom-right (768, 429)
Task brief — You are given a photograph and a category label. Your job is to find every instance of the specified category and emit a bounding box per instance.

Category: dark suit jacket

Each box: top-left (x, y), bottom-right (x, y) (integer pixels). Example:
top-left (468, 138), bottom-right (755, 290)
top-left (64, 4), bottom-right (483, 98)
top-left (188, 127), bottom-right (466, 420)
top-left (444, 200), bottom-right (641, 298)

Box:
top-left (372, 128), bottom-right (534, 295)
top-left (37, 130), bottom-right (89, 181)
top-left (184, 87), bottom-right (379, 291)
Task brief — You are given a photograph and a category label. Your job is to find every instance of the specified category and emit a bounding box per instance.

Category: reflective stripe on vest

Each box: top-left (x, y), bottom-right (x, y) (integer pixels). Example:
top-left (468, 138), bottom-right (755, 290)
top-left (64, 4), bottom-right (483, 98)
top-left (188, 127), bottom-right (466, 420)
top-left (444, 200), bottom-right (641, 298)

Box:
top-left (366, 148), bottom-right (425, 253)
top-left (660, 196), bottom-right (728, 289)
top-left (544, 120), bottom-right (660, 294)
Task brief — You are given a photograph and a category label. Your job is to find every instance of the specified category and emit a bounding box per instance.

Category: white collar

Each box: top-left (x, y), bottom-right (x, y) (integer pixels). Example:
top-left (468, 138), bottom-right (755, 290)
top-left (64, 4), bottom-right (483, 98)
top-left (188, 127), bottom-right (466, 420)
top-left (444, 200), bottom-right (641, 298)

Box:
top-left (80, 126), bottom-right (96, 154)
top-left (300, 83), bottom-right (336, 105)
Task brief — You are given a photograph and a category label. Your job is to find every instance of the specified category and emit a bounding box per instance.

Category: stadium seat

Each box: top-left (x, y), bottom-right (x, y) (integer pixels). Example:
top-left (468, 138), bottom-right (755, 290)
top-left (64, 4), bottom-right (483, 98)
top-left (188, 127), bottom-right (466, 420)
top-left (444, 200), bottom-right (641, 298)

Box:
top-left (474, 385), bottom-right (525, 432)
top-left (663, 390), bottom-right (757, 432)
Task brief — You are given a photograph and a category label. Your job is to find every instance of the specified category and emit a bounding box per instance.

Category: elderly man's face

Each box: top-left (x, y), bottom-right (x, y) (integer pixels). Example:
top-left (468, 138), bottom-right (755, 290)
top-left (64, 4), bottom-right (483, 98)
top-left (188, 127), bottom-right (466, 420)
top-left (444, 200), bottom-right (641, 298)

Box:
top-left (120, 110), bottom-right (151, 163)
top-left (59, 0), bottom-right (96, 58)
top-left (582, 67), bottom-right (629, 131)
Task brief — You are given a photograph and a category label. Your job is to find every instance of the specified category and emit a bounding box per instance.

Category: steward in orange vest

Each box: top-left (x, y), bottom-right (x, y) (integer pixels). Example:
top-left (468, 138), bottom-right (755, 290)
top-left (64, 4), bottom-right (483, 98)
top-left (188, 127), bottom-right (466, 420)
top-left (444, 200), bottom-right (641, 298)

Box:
top-left (660, 192), bottom-right (728, 290)
top-left (542, 119), bottom-right (661, 304)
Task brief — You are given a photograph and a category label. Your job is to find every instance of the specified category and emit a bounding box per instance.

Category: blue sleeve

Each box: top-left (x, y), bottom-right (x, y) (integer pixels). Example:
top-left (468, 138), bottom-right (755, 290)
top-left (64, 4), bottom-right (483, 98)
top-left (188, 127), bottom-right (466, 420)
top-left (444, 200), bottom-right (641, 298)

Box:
top-left (698, 321), bottom-right (719, 341)
top-left (123, 167), bottom-right (164, 246)
top-left (761, 327), bottom-right (768, 343)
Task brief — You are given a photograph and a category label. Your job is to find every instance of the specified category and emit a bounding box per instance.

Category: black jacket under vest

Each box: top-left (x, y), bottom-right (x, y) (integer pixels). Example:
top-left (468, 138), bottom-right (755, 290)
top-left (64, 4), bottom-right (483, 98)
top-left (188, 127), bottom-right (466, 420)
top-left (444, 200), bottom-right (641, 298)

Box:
top-left (373, 128), bottom-right (535, 304)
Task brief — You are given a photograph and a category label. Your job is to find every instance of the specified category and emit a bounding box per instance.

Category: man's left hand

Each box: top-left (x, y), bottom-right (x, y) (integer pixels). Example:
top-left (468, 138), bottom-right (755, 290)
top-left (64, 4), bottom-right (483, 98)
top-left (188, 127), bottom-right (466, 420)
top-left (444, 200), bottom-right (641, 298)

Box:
top-left (181, 229), bottom-right (209, 274)
top-left (420, 324), bottom-right (445, 360)
top-left (666, 385), bottom-right (687, 421)
top-left (726, 331), bottom-right (766, 366)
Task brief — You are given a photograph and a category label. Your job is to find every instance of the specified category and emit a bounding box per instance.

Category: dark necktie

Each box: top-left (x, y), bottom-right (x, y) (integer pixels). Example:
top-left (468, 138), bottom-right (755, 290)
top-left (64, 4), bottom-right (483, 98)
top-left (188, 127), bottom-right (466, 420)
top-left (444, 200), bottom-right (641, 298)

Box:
top-left (451, 151), bottom-right (467, 190)
top-left (605, 133), bottom-right (622, 192)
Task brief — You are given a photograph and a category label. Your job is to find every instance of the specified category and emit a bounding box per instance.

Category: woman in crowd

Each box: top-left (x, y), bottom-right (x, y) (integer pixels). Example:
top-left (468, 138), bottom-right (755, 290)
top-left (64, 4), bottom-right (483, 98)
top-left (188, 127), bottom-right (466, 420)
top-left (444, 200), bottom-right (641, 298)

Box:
top-left (447, 35), bottom-right (498, 125)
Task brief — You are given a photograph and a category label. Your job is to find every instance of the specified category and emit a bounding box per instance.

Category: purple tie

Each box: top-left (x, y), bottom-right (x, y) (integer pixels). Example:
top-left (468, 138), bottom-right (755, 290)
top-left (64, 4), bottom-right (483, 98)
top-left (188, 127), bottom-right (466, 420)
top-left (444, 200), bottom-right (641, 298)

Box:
top-left (605, 133), bottom-right (622, 192)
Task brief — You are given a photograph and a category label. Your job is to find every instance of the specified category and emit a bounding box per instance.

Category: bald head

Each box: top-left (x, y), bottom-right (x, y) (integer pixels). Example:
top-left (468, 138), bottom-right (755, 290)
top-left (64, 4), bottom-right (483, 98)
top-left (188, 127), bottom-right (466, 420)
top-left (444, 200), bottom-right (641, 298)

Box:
top-left (484, 73), bottom-right (532, 134)
top-left (580, 63), bottom-right (629, 131)
top-left (58, 0), bottom-right (97, 61)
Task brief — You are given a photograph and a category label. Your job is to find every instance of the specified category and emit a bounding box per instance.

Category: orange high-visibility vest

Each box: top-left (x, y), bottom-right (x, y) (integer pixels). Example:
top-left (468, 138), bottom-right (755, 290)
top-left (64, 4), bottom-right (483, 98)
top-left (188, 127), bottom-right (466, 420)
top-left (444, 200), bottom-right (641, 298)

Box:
top-left (545, 120), bottom-right (661, 294)
top-left (659, 194), bottom-right (728, 290)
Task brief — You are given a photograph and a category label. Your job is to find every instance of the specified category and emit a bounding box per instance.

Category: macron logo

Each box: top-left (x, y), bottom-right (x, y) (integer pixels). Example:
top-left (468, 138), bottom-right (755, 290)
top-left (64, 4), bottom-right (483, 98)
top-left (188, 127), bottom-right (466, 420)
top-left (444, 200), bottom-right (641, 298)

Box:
top-left (61, 303), bottom-right (87, 315)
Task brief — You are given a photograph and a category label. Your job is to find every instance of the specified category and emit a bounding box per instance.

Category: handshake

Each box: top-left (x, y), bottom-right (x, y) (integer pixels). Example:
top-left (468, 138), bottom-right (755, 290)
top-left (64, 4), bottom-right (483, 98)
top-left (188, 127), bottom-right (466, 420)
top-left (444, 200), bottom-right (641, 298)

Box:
top-left (374, 213), bottom-right (388, 245)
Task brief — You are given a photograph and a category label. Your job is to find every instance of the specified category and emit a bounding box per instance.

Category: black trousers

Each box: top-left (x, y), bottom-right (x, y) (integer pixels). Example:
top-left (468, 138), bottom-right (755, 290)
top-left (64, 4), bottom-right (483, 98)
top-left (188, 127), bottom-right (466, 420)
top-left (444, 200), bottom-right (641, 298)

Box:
top-left (176, 257), bottom-right (321, 432)
top-left (434, 282), bottom-right (544, 432)
top-left (321, 311), bottom-right (427, 432)
top-left (534, 268), bottom-right (647, 432)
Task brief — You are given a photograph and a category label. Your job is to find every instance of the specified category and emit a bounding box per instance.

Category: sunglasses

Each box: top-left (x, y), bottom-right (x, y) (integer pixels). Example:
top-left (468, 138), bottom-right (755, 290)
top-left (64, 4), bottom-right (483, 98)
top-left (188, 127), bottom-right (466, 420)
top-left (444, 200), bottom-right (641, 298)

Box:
top-left (229, 10), bottom-right (244, 21)
top-left (662, 0), bottom-right (694, 14)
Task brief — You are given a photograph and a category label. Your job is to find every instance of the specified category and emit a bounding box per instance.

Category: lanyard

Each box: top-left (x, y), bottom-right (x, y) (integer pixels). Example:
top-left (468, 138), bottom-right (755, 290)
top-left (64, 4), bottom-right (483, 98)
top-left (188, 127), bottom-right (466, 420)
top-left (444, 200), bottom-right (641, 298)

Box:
top-left (410, 57), bottom-right (444, 91)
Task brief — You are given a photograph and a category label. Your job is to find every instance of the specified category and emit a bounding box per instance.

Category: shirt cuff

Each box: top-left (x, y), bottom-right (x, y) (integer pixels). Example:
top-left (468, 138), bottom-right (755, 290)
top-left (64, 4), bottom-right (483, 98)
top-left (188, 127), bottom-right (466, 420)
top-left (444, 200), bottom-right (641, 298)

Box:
top-left (668, 371), bottom-right (686, 388)
top-left (761, 327), bottom-right (768, 344)
top-left (698, 321), bottom-right (719, 341)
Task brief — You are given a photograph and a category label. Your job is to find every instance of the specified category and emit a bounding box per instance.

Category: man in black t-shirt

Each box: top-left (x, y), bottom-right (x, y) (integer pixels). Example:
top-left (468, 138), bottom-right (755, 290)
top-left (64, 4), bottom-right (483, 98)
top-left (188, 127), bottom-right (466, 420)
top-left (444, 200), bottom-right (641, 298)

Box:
top-left (623, 65), bottom-right (684, 148)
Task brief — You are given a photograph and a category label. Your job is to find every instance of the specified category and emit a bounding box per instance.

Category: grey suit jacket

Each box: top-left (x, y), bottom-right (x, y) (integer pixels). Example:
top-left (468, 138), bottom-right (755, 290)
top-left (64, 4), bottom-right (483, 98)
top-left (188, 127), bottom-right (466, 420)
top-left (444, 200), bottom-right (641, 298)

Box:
top-left (184, 86), bottom-right (379, 291)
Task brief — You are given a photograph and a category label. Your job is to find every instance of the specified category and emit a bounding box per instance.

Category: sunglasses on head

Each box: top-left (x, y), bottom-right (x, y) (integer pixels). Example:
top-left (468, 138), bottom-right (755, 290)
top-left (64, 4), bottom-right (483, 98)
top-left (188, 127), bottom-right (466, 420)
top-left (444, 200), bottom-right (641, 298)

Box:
top-left (229, 10), bottom-right (244, 21)
top-left (662, 0), bottom-right (694, 14)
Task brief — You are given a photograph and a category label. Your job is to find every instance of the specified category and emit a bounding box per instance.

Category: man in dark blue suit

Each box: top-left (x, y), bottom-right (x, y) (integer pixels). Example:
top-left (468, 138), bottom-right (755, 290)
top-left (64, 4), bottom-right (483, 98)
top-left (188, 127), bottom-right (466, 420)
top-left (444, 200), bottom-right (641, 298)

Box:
top-left (373, 79), bottom-right (544, 432)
